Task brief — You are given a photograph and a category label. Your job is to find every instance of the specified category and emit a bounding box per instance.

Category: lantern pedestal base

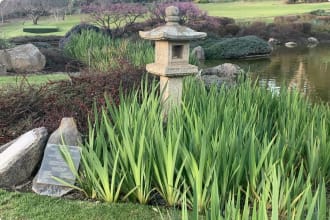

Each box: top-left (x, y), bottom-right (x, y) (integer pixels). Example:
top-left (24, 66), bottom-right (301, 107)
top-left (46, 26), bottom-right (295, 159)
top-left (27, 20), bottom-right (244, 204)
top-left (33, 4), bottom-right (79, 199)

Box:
top-left (160, 76), bottom-right (183, 112)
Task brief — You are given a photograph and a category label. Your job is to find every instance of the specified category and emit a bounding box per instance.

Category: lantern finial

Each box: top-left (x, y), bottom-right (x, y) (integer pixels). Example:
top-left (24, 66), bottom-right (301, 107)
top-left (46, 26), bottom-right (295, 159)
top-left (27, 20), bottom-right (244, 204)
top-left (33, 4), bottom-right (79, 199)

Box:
top-left (165, 6), bottom-right (180, 25)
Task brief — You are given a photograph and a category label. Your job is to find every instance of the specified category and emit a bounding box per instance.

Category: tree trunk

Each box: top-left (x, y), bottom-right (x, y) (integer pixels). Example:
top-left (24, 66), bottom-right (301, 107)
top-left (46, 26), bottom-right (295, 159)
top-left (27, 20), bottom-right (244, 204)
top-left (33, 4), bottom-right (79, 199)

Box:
top-left (32, 16), bottom-right (39, 25)
top-left (0, 10), bottom-right (3, 24)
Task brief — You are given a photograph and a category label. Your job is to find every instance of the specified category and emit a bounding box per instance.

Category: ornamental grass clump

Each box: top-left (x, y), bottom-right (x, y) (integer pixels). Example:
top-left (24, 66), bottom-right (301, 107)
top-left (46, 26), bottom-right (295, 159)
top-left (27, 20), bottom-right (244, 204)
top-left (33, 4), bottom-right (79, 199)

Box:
top-left (76, 77), bottom-right (330, 218)
top-left (64, 30), bottom-right (154, 72)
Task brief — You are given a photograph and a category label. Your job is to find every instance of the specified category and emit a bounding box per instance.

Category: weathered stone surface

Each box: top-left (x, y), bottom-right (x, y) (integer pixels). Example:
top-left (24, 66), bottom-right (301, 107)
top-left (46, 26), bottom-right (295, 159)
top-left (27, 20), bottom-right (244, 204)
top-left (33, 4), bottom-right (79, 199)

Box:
top-left (202, 63), bottom-right (242, 77)
top-left (0, 64), bottom-right (6, 75)
top-left (140, 6), bottom-right (207, 111)
top-left (0, 50), bottom-right (11, 73)
top-left (47, 117), bottom-right (82, 146)
top-left (307, 37), bottom-right (319, 45)
top-left (0, 127), bottom-right (48, 188)
top-left (268, 38), bottom-right (280, 46)
top-left (0, 44), bottom-right (46, 72)
top-left (0, 139), bottom-right (15, 154)
top-left (191, 46), bottom-right (205, 61)
top-left (285, 41), bottom-right (297, 48)
top-left (198, 63), bottom-right (243, 88)
top-left (33, 117), bottom-right (82, 197)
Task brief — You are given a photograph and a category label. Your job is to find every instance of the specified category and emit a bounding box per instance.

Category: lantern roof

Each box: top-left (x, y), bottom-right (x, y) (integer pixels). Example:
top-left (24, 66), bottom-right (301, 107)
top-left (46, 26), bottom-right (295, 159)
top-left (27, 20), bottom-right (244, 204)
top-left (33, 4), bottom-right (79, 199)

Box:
top-left (139, 6), bottom-right (207, 41)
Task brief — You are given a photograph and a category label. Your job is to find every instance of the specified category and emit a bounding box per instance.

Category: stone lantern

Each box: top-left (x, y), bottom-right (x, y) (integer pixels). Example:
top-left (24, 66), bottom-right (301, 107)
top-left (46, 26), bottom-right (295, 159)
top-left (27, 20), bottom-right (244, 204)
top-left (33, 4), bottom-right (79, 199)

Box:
top-left (139, 6), bottom-right (206, 109)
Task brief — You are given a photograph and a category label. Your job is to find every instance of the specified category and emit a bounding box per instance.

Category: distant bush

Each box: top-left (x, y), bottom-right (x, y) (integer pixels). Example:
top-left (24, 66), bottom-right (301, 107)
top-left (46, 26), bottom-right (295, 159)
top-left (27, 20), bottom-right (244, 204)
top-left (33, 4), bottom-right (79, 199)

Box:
top-left (23, 26), bottom-right (59, 33)
top-left (201, 35), bottom-right (272, 59)
top-left (0, 38), bottom-right (12, 49)
top-left (310, 9), bottom-right (330, 16)
top-left (237, 21), bottom-right (312, 42)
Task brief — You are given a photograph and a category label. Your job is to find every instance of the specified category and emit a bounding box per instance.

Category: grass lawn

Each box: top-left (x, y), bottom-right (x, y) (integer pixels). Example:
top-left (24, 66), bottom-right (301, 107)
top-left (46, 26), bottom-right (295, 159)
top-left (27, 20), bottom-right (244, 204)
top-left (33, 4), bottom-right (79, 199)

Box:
top-left (0, 189), bottom-right (181, 220)
top-left (0, 73), bottom-right (70, 87)
top-left (1, 2), bottom-right (330, 38)
top-left (198, 1), bottom-right (330, 21)
top-left (0, 14), bottom-right (88, 38)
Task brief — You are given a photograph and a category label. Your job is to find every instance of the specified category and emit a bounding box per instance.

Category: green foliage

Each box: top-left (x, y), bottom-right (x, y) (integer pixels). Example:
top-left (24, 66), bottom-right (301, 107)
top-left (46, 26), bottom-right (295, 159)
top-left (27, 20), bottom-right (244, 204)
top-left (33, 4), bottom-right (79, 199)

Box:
top-left (0, 37), bottom-right (12, 49)
top-left (64, 30), bottom-right (154, 72)
top-left (74, 76), bottom-right (330, 219)
top-left (23, 26), bottom-right (59, 33)
top-left (310, 9), bottom-right (330, 16)
top-left (200, 35), bottom-right (272, 59)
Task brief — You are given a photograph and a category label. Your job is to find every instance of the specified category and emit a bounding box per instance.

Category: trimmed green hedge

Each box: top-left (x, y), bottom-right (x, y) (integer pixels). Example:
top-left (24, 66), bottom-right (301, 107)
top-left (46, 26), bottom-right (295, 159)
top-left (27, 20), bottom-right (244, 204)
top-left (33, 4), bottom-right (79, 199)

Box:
top-left (195, 35), bottom-right (272, 59)
top-left (23, 26), bottom-right (59, 34)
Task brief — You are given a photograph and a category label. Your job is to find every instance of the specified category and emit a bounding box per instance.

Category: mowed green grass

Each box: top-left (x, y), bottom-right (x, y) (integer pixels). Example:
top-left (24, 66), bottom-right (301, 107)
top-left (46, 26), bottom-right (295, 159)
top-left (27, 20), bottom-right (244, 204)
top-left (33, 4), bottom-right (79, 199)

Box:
top-left (0, 73), bottom-right (70, 87)
top-left (0, 14), bottom-right (89, 38)
top-left (0, 189), bottom-right (180, 220)
top-left (198, 1), bottom-right (330, 20)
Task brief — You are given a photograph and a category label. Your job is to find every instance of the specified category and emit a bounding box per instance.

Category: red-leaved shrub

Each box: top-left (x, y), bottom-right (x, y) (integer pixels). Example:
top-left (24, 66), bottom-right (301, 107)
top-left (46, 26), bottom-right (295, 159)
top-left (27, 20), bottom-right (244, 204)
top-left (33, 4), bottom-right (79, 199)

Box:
top-left (0, 65), bottom-right (147, 144)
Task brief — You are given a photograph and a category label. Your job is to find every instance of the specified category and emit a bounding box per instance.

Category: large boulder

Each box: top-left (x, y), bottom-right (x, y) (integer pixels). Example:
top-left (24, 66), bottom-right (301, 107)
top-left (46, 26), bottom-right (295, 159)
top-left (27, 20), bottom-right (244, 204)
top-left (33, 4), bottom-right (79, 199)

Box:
top-left (0, 127), bottom-right (48, 188)
top-left (200, 36), bottom-right (272, 59)
top-left (33, 118), bottom-right (82, 197)
top-left (198, 63), bottom-right (243, 88)
top-left (0, 44), bottom-right (46, 73)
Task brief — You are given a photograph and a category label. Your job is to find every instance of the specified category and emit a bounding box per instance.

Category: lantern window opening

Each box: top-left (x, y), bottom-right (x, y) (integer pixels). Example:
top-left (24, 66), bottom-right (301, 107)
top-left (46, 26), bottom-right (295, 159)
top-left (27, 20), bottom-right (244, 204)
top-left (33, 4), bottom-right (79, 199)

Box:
top-left (172, 45), bottom-right (183, 59)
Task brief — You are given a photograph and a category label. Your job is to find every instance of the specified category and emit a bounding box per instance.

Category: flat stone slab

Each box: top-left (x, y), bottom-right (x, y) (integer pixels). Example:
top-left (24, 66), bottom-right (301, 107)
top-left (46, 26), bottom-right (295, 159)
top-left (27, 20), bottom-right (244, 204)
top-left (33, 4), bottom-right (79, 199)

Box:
top-left (32, 144), bottom-right (81, 197)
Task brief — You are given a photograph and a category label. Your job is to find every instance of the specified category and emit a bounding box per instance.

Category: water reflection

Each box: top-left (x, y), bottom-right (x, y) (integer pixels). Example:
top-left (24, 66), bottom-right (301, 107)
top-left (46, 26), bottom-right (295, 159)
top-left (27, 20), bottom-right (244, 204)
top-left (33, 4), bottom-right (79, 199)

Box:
top-left (205, 44), bottom-right (330, 103)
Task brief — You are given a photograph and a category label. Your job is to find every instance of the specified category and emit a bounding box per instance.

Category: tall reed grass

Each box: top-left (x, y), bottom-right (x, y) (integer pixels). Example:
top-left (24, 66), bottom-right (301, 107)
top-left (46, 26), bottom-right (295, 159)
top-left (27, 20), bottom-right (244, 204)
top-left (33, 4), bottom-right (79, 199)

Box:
top-left (68, 77), bottom-right (330, 219)
top-left (64, 30), bottom-right (154, 72)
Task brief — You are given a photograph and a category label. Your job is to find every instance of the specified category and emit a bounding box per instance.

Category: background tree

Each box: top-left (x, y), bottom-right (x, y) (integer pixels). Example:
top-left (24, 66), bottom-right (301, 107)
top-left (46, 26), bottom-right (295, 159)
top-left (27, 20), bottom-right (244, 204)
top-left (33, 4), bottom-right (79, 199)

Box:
top-left (18, 0), bottom-right (48, 25)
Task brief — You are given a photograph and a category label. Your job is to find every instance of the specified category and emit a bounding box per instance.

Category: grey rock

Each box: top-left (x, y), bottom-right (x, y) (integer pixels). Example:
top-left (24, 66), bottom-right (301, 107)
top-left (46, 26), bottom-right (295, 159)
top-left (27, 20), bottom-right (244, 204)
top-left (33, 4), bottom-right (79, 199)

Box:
top-left (202, 63), bottom-right (242, 78)
top-left (47, 117), bottom-right (82, 146)
top-left (0, 127), bottom-right (48, 188)
top-left (285, 42), bottom-right (297, 48)
top-left (0, 139), bottom-right (16, 154)
top-left (307, 37), bottom-right (319, 45)
top-left (0, 44), bottom-right (46, 73)
top-left (33, 117), bottom-right (82, 197)
top-left (198, 63), bottom-right (243, 88)
top-left (0, 50), bottom-right (11, 73)
top-left (191, 46), bottom-right (205, 61)
top-left (0, 64), bottom-right (7, 75)
top-left (268, 38), bottom-right (280, 46)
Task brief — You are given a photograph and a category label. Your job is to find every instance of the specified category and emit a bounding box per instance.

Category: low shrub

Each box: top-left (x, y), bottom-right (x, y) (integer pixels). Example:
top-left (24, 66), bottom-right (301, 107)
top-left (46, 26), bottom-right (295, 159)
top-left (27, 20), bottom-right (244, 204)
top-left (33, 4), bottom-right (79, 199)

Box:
top-left (0, 67), bottom-right (145, 144)
top-left (310, 9), bottom-right (330, 16)
top-left (23, 26), bottom-right (59, 34)
top-left (200, 35), bottom-right (272, 59)
top-left (0, 38), bottom-right (12, 49)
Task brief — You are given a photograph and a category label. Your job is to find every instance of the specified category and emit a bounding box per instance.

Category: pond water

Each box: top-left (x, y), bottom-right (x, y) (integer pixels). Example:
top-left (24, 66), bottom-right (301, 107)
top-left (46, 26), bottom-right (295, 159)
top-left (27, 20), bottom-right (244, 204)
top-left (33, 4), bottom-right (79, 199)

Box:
top-left (205, 44), bottom-right (330, 103)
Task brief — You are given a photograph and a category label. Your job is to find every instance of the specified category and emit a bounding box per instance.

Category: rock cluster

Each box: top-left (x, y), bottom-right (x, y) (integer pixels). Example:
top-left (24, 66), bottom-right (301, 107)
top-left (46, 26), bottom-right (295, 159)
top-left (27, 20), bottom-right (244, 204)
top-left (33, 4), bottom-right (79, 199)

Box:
top-left (0, 118), bottom-right (81, 198)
